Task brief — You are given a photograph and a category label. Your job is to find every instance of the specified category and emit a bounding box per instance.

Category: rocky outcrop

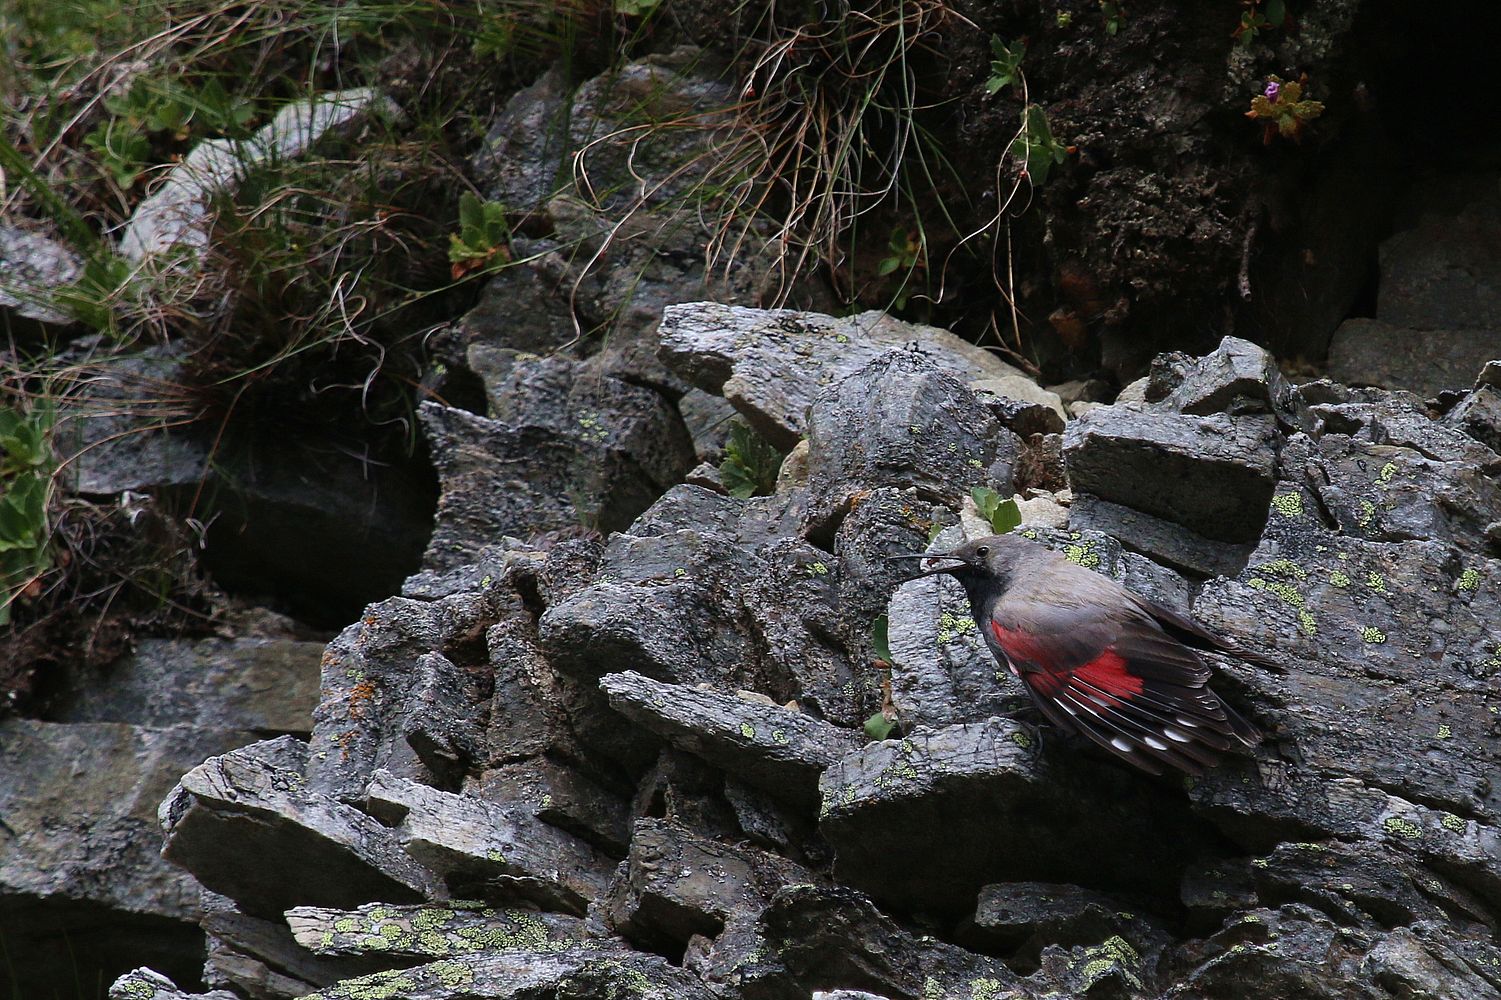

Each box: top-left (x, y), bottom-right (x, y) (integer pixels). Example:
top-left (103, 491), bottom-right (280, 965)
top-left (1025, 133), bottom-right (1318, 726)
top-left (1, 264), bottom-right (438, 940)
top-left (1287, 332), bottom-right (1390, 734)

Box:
top-left (82, 312), bottom-right (1499, 1000)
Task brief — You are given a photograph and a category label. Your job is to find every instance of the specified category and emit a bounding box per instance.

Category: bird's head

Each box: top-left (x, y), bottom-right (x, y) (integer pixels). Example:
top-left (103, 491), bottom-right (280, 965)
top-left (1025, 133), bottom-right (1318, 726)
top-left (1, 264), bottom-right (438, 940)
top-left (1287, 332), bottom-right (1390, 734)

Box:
top-left (888, 534), bottom-right (1031, 600)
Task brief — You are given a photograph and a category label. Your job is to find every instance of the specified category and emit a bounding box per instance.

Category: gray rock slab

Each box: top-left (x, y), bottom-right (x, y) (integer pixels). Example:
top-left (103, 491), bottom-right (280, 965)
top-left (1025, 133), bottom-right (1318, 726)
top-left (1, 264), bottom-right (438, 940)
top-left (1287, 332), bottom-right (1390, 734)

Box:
top-left (1378, 211), bottom-right (1501, 331)
top-left (0, 223), bottom-right (82, 329)
top-left (1444, 384), bottom-right (1501, 456)
top-left (803, 352), bottom-right (1019, 536)
top-left (599, 671), bottom-right (860, 811)
top-left (0, 718), bottom-right (244, 919)
top-left (49, 636), bottom-right (322, 735)
top-left (1068, 493), bottom-right (1256, 578)
top-left (1328, 318), bottom-right (1500, 398)
top-left (364, 771), bottom-right (610, 914)
top-left (1166, 335), bottom-right (1307, 429)
top-left (959, 882), bottom-right (1148, 962)
top-left (658, 302), bottom-right (1035, 449)
top-left (285, 901), bottom-right (590, 961)
top-left (1063, 407), bottom-right (1279, 543)
top-left (159, 738), bottom-right (440, 918)
top-left (199, 891), bottom-right (366, 997)
top-left (466, 756), bottom-right (632, 858)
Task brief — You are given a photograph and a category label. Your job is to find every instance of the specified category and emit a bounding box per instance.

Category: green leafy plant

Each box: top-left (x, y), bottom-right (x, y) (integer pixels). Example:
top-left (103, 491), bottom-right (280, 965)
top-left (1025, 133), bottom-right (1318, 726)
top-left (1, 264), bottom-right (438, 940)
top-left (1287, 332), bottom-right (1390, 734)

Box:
top-left (53, 254), bottom-right (133, 334)
top-left (83, 120), bottom-right (153, 188)
top-left (0, 405), bottom-right (56, 626)
top-left (1010, 104), bottom-right (1069, 186)
top-left (1234, 0), bottom-right (1287, 46)
top-left (877, 225), bottom-right (926, 309)
top-left (719, 420), bottom-right (784, 499)
top-left (1246, 74), bottom-right (1324, 143)
top-left (986, 36), bottom-right (1026, 94)
top-left (1100, 1), bottom-right (1125, 35)
top-left (971, 486), bottom-right (1022, 534)
top-left (448, 192), bottom-right (512, 278)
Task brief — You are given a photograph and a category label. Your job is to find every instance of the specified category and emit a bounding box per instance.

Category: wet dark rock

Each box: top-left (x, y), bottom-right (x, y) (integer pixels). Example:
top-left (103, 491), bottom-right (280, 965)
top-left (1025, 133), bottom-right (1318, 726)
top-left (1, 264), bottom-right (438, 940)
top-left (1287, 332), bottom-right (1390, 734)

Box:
top-left (659, 302), bottom-right (1040, 450)
top-left (364, 770), bottom-right (611, 914)
top-left (817, 719), bottom-right (1224, 914)
top-left (47, 635), bottom-right (322, 736)
top-left (956, 883), bottom-right (1150, 969)
top-left (600, 671), bottom-right (860, 813)
top-left (1327, 318), bottom-right (1501, 399)
top-left (0, 720), bottom-right (244, 998)
top-left (603, 818), bottom-right (815, 956)
top-left (160, 738), bottom-right (440, 919)
top-left (1064, 407), bottom-right (1279, 543)
top-left (803, 353), bottom-right (1019, 538)
top-left (286, 901), bottom-right (590, 963)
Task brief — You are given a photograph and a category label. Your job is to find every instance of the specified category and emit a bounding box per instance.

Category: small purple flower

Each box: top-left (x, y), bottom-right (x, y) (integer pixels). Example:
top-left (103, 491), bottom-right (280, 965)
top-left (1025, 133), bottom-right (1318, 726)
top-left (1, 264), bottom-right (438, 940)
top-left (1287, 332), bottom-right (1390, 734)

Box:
top-left (1264, 80), bottom-right (1281, 103)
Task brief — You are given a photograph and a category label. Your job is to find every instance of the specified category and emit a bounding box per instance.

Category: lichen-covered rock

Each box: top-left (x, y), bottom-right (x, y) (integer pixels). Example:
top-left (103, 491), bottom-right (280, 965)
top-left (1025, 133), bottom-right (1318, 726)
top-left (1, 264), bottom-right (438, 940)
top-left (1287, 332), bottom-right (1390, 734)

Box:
top-left (286, 901), bottom-right (591, 962)
top-left (199, 891), bottom-right (368, 997)
top-left (159, 738), bottom-right (440, 918)
top-left (110, 968), bottom-right (238, 1000)
top-left (0, 223), bottom-right (82, 332)
top-left (957, 882), bottom-right (1159, 969)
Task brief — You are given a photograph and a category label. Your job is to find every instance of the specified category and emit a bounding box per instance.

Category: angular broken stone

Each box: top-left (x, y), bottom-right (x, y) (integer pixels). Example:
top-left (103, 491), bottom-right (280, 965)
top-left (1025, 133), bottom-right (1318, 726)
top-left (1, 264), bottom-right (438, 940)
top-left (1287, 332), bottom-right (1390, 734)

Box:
top-left (971, 375), bottom-right (1068, 436)
top-left (658, 302), bottom-right (1038, 449)
top-left (200, 891), bottom-right (367, 996)
top-left (1068, 493), bottom-right (1255, 578)
top-left (160, 738), bottom-right (440, 918)
top-left (1064, 407), bottom-right (1279, 542)
top-left (1328, 318), bottom-right (1501, 400)
top-left (364, 771), bottom-right (610, 914)
top-left (803, 352), bottom-right (1019, 536)
top-left (599, 671), bottom-right (860, 811)
top-left (1165, 335), bottom-right (1307, 431)
top-left (818, 720), bottom-right (1225, 914)
top-left (958, 882), bottom-right (1153, 970)
top-left (286, 901), bottom-right (590, 961)
top-left (603, 817), bottom-right (817, 954)
top-left (466, 755), bottom-right (631, 858)
top-left (110, 969), bottom-right (238, 1000)
top-left (0, 223), bottom-right (82, 332)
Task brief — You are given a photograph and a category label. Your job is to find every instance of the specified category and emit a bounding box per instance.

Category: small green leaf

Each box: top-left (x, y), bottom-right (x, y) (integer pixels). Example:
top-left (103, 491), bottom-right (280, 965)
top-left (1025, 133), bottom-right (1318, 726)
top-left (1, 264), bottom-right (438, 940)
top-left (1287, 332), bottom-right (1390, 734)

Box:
top-left (863, 713), bottom-right (896, 741)
top-left (877, 256), bottom-right (900, 276)
top-left (990, 497), bottom-right (1022, 533)
top-left (971, 486), bottom-right (1001, 521)
top-left (871, 614), bottom-right (892, 662)
top-left (719, 421), bottom-right (784, 499)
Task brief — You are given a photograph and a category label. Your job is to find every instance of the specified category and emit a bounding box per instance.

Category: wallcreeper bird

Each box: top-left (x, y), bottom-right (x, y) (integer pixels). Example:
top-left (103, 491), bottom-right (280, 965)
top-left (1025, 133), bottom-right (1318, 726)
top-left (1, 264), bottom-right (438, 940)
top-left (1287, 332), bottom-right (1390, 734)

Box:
top-left (892, 534), bottom-right (1263, 776)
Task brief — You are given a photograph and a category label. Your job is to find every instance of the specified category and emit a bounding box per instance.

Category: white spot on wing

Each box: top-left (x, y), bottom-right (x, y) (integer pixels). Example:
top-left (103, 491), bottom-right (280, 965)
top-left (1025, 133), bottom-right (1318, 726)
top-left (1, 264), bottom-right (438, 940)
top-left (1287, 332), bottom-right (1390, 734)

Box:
top-left (1110, 737), bottom-right (1134, 753)
top-left (1163, 727), bottom-right (1192, 743)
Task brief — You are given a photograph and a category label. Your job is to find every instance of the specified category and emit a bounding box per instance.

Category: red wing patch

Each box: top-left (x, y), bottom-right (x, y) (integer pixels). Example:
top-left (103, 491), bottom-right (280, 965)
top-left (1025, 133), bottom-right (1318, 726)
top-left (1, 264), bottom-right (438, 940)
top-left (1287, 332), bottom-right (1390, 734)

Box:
top-left (988, 621), bottom-right (1140, 701)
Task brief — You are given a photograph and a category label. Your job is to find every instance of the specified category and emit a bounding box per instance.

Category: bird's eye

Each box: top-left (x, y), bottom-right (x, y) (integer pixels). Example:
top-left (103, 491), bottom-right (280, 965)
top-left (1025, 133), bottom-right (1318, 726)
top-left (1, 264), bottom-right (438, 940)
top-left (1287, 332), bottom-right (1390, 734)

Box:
top-left (976, 546), bottom-right (990, 558)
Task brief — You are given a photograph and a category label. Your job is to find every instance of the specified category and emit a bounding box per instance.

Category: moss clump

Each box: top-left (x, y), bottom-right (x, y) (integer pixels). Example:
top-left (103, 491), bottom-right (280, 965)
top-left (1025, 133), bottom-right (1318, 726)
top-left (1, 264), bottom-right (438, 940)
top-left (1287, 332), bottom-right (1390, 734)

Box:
top-left (1383, 816), bottom-right (1421, 840)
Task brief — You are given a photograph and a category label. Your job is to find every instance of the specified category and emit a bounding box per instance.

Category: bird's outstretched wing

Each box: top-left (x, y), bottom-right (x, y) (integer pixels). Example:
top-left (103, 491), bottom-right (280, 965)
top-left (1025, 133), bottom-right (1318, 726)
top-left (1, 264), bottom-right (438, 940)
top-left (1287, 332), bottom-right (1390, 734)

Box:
top-left (984, 596), bottom-right (1261, 776)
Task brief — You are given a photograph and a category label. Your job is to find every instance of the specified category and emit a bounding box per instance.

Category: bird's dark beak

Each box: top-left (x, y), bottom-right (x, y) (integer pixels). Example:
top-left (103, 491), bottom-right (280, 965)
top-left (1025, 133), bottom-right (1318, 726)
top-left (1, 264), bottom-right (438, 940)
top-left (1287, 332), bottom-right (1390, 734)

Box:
top-left (886, 552), bottom-right (966, 578)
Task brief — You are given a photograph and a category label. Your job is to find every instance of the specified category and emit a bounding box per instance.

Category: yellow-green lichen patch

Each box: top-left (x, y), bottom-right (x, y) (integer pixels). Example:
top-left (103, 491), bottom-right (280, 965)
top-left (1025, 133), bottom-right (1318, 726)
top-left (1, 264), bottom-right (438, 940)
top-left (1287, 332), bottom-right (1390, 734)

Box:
top-left (1377, 462), bottom-right (1398, 485)
top-left (486, 848), bottom-right (506, 864)
top-left (772, 729), bottom-right (789, 744)
top-left (970, 977), bottom-right (1008, 1000)
top-left (1384, 816), bottom-right (1421, 840)
top-left (411, 908), bottom-right (450, 931)
top-left (1361, 626), bottom-right (1387, 644)
top-left (739, 722), bottom-right (755, 739)
top-left (1298, 609), bottom-right (1318, 635)
top-left (1270, 493), bottom-right (1304, 518)
top-left (332, 970), bottom-right (415, 1000)
top-left (1457, 568), bottom-right (1480, 592)
top-left (1365, 572), bottom-right (1387, 594)
top-left (937, 610), bottom-right (976, 644)
top-left (1021, 529), bottom-right (1039, 539)
top-left (118, 979), bottom-right (157, 1000)
top-left (1437, 724), bottom-right (1452, 740)
top-left (1076, 935), bottom-right (1144, 991)
top-left (1257, 560), bottom-right (1307, 580)
top-left (1011, 729), bottom-right (1033, 749)
top-left (1357, 499), bottom-right (1377, 528)
top-left (1064, 542), bottom-right (1101, 569)
top-left (1441, 813), bottom-right (1465, 833)
top-left (808, 561), bottom-right (829, 576)
top-left (429, 960), bottom-right (475, 988)
top-left (1329, 570), bottom-right (1351, 588)
top-left (334, 916), bottom-right (362, 934)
